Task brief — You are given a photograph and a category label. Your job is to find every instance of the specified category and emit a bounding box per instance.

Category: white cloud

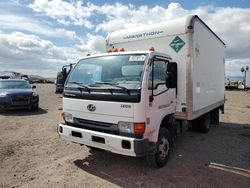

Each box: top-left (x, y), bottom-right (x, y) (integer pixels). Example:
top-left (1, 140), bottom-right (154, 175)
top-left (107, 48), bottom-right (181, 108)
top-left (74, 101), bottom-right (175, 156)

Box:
top-left (94, 3), bottom-right (190, 33)
top-left (55, 28), bottom-right (80, 42)
top-left (226, 58), bottom-right (250, 77)
top-left (0, 31), bottom-right (105, 77)
top-left (204, 7), bottom-right (250, 59)
top-left (75, 34), bottom-right (105, 54)
top-left (28, 0), bottom-right (94, 28)
top-left (0, 32), bottom-right (69, 76)
top-left (0, 13), bottom-right (58, 37)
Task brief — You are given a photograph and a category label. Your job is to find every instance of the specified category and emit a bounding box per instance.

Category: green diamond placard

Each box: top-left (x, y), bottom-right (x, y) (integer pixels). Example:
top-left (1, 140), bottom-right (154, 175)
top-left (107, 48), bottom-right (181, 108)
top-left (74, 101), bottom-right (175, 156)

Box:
top-left (169, 36), bottom-right (185, 53)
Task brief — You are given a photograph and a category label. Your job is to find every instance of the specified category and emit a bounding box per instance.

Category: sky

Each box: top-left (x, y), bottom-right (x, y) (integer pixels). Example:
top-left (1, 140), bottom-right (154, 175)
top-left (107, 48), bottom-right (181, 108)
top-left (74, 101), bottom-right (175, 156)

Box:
top-left (0, 0), bottom-right (250, 78)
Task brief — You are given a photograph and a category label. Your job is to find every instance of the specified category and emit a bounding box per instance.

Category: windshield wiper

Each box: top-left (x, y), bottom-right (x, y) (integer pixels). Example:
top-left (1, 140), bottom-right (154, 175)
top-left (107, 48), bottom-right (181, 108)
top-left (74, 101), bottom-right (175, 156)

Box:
top-left (68, 82), bottom-right (91, 93)
top-left (94, 82), bottom-right (128, 90)
top-left (94, 81), bottom-right (130, 95)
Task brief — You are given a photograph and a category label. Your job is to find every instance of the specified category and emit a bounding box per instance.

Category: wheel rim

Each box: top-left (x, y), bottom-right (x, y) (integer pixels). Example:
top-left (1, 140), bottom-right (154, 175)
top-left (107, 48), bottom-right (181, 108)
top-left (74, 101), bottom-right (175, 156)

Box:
top-left (158, 137), bottom-right (170, 160)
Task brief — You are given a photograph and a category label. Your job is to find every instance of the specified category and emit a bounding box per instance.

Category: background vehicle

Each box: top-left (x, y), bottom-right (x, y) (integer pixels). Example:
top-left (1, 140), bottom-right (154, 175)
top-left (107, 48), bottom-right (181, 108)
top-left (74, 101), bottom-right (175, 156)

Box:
top-left (58, 15), bottom-right (225, 167)
top-left (55, 64), bottom-right (75, 93)
top-left (0, 71), bottom-right (28, 80)
top-left (0, 79), bottom-right (39, 111)
top-left (245, 70), bottom-right (250, 90)
top-left (225, 80), bottom-right (241, 90)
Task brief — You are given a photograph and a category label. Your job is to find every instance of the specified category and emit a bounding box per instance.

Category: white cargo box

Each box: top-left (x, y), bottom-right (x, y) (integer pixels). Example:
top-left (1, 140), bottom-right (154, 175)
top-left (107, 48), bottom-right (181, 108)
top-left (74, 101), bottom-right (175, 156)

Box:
top-left (106, 15), bottom-right (225, 120)
top-left (245, 71), bottom-right (250, 89)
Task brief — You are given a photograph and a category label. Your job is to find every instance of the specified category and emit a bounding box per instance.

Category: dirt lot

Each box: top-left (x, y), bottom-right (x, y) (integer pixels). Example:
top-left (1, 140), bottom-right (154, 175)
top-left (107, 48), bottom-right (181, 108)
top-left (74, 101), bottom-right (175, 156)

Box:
top-left (0, 84), bottom-right (250, 188)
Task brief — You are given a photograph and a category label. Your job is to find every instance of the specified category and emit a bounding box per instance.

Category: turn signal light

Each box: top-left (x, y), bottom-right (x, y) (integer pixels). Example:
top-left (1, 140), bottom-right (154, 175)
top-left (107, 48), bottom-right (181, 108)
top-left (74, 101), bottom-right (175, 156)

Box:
top-left (133, 123), bottom-right (145, 135)
top-left (61, 112), bottom-right (65, 121)
top-left (107, 48), bottom-right (112, 53)
top-left (120, 48), bottom-right (125, 52)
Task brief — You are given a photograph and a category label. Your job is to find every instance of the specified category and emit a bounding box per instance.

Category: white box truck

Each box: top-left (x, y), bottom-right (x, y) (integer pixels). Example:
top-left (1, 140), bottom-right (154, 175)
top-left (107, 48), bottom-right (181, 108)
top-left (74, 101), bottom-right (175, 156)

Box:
top-left (58, 15), bottom-right (225, 167)
top-left (245, 70), bottom-right (250, 89)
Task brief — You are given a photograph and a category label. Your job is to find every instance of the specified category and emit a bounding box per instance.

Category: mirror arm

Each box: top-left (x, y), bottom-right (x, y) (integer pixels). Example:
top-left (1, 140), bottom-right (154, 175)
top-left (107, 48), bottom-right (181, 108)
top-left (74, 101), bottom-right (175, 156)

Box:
top-left (150, 60), bottom-right (154, 102)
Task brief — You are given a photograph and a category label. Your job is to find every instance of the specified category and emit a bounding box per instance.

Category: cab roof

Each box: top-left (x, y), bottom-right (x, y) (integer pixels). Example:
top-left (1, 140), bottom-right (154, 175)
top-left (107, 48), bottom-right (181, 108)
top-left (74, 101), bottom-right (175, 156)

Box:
top-left (81, 50), bottom-right (172, 61)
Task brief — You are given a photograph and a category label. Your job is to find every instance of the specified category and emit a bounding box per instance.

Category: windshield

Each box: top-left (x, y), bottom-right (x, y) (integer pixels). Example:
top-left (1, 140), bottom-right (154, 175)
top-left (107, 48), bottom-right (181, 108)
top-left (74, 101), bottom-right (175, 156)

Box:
top-left (66, 54), bottom-right (147, 90)
top-left (0, 80), bottom-right (31, 89)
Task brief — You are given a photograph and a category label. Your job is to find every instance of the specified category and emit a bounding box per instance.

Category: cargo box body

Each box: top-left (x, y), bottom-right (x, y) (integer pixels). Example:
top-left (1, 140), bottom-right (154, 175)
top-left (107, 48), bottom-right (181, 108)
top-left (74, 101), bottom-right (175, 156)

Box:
top-left (106, 15), bottom-right (225, 120)
top-left (245, 71), bottom-right (250, 89)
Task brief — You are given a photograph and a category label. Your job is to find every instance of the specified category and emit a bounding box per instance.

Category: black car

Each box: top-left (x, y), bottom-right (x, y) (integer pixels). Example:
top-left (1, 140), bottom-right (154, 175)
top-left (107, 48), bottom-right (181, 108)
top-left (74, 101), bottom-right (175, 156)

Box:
top-left (0, 79), bottom-right (39, 111)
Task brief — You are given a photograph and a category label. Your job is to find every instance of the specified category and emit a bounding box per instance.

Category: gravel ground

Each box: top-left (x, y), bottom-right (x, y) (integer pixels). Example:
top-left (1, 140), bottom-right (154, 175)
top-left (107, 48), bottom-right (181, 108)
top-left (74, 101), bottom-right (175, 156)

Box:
top-left (0, 84), bottom-right (250, 188)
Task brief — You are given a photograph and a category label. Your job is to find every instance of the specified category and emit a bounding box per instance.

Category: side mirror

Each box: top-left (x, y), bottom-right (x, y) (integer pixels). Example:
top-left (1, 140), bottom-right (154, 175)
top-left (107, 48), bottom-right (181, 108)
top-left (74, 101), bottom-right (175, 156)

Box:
top-left (166, 62), bottom-right (177, 90)
top-left (32, 85), bottom-right (36, 89)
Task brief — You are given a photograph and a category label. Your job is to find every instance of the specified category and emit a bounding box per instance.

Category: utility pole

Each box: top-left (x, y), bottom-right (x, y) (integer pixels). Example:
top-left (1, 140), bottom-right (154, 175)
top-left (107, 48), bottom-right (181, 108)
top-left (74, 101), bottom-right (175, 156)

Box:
top-left (241, 66), bottom-right (249, 88)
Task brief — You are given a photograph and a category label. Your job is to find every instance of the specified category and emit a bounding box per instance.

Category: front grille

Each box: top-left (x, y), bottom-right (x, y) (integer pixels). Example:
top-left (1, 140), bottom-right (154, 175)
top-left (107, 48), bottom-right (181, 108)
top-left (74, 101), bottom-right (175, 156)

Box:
top-left (11, 95), bottom-right (30, 105)
top-left (72, 118), bottom-right (119, 135)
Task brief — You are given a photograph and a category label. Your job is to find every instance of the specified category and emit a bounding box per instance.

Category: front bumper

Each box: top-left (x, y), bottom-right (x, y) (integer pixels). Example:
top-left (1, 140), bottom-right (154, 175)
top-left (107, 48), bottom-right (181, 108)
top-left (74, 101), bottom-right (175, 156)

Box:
top-left (58, 123), bottom-right (156, 157)
top-left (0, 97), bottom-right (38, 110)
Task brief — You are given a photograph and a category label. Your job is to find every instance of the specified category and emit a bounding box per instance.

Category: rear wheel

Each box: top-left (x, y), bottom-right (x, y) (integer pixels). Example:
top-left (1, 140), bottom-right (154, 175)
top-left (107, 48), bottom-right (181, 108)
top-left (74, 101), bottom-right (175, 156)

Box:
top-left (199, 113), bottom-right (210, 133)
top-left (146, 127), bottom-right (171, 168)
top-left (190, 113), bottom-right (211, 133)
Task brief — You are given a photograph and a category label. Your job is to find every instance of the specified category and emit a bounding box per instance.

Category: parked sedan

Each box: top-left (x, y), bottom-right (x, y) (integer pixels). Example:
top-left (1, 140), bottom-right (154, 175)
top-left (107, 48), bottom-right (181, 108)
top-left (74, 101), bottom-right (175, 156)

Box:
top-left (0, 79), bottom-right (39, 111)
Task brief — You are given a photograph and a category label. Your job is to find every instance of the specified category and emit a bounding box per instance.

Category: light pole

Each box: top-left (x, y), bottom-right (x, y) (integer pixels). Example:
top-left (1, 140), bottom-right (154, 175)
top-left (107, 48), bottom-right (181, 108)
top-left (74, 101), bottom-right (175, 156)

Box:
top-left (241, 66), bottom-right (249, 88)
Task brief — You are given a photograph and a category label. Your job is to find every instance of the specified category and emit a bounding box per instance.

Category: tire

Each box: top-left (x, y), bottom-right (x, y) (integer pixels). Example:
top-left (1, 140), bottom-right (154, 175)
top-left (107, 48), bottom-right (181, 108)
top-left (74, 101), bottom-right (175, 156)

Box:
top-left (190, 113), bottom-right (210, 133)
top-left (146, 127), bottom-right (171, 168)
top-left (210, 108), bottom-right (219, 125)
top-left (199, 113), bottom-right (210, 133)
top-left (190, 118), bottom-right (200, 131)
top-left (31, 104), bottom-right (39, 111)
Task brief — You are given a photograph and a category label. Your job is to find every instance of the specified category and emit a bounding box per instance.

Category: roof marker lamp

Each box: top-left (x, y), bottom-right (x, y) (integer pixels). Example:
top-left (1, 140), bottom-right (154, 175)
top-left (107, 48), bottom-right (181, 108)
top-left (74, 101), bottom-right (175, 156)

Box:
top-left (149, 47), bottom-right (155, 51)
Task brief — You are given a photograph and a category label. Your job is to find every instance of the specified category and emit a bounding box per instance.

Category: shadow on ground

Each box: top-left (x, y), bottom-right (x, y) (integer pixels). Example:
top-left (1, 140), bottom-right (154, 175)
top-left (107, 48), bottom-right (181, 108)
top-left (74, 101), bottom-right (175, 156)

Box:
top-left (73, 123), bottom-right (250, 187)
top-left (0, 108), bottom-right (48, 116)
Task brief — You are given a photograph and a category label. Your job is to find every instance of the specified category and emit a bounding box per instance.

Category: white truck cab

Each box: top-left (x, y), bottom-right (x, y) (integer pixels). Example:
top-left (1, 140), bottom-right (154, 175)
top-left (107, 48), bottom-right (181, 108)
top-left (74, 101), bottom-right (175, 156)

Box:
top-left (58, 15), bottom-right (225, 167)
top-left (59, 50), bottom-right (177, 167)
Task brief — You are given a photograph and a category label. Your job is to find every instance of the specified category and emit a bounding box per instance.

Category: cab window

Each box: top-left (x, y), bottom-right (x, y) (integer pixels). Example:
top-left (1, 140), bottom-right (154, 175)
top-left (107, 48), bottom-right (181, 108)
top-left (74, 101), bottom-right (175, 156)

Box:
top-left (148, 60), bottom-right (168, 89)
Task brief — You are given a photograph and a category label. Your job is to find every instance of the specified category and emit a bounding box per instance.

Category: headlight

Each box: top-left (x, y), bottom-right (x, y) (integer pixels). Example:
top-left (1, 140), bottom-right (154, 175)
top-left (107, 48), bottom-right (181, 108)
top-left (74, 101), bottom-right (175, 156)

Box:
top-left (118, 122), bottom-right (145, 135)
top-left (32, 92), bottom-right (38, 97)
top-left (0, 92), bottom-right (7, 97)
top-left (118, 121), bottom-right (133, 133)
top-left (62, 112), bottom-right (74, 123)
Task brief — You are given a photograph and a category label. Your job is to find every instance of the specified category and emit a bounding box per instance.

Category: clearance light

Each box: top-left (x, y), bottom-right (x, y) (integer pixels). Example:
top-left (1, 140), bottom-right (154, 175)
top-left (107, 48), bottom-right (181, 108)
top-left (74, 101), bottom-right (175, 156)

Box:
top-left (133, 123), bottom-right (145, 135)
top-left (149, 47), bottom-right (155, 51)
top-left (120, 48), bottom-right (125, 52)
top-left (107, 48), bottom-right (112, 53)
top-left (113, 48), bottom-right (118, 52)
top-left (61, 112), bottom-right (65, 121)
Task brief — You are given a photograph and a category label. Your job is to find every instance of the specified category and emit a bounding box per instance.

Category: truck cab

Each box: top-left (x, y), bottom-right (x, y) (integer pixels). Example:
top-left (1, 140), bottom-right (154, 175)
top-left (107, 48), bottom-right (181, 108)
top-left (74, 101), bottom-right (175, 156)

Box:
top-left (58, 50), bottom-right (177, 167)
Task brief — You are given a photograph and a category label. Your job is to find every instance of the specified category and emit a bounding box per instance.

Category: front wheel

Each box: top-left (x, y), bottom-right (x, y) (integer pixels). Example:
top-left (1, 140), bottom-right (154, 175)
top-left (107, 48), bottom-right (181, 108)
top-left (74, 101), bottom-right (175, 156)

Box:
top-left (31, 104), bottom-right (39, 111)
top-left (146, 127), bottom-right (171, 168)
